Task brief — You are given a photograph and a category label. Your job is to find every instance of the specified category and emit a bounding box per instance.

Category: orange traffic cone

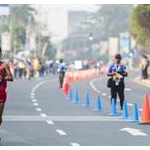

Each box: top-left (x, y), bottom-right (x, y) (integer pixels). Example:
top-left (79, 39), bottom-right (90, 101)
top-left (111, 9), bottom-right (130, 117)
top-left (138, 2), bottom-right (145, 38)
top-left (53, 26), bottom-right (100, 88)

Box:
top-left (140, 94), bottom-right (150, 124)
top-left (63, 77), bottom-right (69, 96)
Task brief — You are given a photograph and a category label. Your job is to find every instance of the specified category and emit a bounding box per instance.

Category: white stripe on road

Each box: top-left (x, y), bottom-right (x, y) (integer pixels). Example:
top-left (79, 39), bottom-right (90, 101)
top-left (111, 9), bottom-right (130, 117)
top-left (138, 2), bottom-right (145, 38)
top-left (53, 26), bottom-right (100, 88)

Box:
top-left (36, 108), bottom-right (42, 112)
top-left (40, 113), bottom-right (47, 117)
top-left (102, 93), bottom-right (107, 96)
top-left (56, 129), bottom-right (67, 136)
top-left (70, 143), bottom-right (80, 146)
top-left (89, 78), bottom-right (101, 93)
top-left (127, 103), bottom-right (134, 107)
top-left (125, 88), bottom-right (132, 91)
top-left (30, 93), bottom-right (35, 96)
top-left (46, 120), bottom-right (54, 125)
top-left (30, 96), bottom-right (35, 99)
top-left (120, 128), bottom-right (148, 136)
top-left (31, 81), bottom-right (46, 93)
top-left (32, 99), bottom-right (37, 102)
top-left (3, 116), bottom-right (129, 122)
top-left (31, 79), bottom-right (57, 93)
top-left (33, 103), bottom-right (39, 106)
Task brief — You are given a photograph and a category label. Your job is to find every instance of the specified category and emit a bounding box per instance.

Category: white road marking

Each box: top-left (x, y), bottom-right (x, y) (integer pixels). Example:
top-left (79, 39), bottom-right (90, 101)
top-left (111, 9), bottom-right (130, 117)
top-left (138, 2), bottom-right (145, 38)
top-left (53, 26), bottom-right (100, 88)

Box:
top-left (31, 81), bottom-right (46, 93)
top-left (31, 79), bottom-right (57, 93)
top-left (125, 88), bottom-right (132, 91)
top-left (33, 103), bottom-right (39, 106)
top-left (102, 93), bottom-right (107, 96)
top-left (89, 78), bottom-right (102, 93)
top-left (56, 129), bottom-right (67, 136)
top-left (30, 96), bottom-right (35, 99)
top-left (32, 99), bottom-right (37, 102)
top-left (3, 116), bottom-right (128, 122)
top-left (30, 93), bottom-right (35, 96)
top-left (127, 103), bottom-right (134, 107)
top-left (70, 143), bottom-right (80, 146)
top-left (40, 113), bottom-right (47, 117)
top-left (120, 128), bottom-right (148, 136)
top-left (46, 120), bottom-right (54, 124)
top-left (89, 80), bottom-right (98, 92)
top-left (36, 108), bottom-right (42, 112)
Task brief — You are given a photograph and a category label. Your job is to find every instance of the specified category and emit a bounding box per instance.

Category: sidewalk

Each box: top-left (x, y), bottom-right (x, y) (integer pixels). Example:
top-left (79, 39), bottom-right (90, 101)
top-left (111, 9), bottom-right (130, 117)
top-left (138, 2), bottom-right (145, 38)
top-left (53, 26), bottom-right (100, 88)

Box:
top-left (134, 77), bottom-right (150, 88)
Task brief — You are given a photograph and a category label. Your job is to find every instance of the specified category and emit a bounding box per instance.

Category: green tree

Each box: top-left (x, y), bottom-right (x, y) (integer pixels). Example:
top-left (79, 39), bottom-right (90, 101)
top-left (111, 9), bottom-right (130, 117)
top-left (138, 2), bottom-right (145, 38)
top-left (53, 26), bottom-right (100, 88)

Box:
top-left (9, 4), bottom-right (36, 54)
top-left (129, 4), bottom-right (150, 53)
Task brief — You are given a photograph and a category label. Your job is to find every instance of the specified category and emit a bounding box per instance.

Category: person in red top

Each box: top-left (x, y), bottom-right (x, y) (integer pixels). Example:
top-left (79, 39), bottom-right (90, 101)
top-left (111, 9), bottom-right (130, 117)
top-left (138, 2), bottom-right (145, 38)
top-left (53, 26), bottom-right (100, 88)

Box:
top-left (0, 47), bottom-right (13, 127)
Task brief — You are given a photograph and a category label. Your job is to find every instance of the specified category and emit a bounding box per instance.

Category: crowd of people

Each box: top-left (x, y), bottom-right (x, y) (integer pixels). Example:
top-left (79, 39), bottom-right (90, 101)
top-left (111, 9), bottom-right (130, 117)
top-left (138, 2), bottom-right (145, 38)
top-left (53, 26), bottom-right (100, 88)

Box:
top-left (7, 57), bottom-right (59, 80)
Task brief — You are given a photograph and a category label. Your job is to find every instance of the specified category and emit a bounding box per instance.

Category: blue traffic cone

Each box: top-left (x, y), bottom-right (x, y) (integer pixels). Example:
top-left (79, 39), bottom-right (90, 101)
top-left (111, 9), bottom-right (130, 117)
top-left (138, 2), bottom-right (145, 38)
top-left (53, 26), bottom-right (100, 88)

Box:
top-left (94, 95), bottom-right (102, 112)
top-left (110, 99), bottom-right (116, 116)
top-left (73, 89), bottom-right (80, 104)
top-left (83, 91), bottom-right (90, 107)
top-left (67, 87), bottom-right (72, 100)
top-left (122, 101), bottom-right (129, 119)
top-left (132, 102), bottom-right (139, 122)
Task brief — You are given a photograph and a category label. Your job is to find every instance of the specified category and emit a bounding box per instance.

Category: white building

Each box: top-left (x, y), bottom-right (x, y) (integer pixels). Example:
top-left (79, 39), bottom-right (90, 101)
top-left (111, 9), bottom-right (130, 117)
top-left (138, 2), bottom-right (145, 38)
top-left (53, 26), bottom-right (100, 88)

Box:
top-left (33, 4), bottom-right (98, 44)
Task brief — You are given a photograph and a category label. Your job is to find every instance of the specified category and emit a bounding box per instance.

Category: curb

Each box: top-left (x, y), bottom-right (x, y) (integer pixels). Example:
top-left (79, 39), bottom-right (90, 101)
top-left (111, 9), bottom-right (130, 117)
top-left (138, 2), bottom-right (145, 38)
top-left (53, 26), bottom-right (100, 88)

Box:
top-left (134, 77), bottom-right (150, 88)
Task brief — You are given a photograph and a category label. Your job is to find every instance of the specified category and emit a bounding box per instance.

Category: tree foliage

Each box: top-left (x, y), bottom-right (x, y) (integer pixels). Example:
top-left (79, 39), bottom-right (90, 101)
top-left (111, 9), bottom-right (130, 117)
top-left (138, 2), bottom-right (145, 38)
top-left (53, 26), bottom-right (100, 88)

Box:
top-left (129, 4), bottom-right (150, 53)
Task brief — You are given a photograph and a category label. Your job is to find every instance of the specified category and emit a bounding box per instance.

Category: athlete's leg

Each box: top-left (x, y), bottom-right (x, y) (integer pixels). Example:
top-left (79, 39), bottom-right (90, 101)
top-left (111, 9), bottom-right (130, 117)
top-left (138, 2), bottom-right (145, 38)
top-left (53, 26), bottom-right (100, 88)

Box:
top-left (0, 103), bottom-right (5, 126)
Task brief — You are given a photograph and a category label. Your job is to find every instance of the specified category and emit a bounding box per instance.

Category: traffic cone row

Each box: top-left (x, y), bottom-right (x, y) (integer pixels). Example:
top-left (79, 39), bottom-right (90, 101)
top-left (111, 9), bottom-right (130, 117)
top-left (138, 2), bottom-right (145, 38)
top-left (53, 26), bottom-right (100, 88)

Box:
top-left (65, 85), bottom-right (150, 125)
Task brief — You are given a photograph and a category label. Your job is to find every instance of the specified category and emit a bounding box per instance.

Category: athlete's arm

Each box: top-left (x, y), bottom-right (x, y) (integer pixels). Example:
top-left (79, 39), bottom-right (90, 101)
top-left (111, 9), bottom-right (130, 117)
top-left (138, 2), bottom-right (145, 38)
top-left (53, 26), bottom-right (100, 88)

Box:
top-left (3, 64), bottom-right (14, 81)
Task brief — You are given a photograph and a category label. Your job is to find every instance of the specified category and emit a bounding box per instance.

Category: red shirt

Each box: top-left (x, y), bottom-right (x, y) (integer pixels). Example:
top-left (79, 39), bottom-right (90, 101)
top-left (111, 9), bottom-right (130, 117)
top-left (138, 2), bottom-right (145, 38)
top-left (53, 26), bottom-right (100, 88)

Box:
top-left (0, 61), bottom-right (7, 92)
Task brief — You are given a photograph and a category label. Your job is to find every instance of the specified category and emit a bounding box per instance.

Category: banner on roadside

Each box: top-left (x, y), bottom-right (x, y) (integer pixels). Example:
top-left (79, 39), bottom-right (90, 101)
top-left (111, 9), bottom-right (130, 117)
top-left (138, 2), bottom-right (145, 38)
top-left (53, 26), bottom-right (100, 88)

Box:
top-left (119, 32), bottom-right (130, 55)
top-left (108, 37), bottom-right (118, 57)
top-left (1, 32), bottom-right (11, 51)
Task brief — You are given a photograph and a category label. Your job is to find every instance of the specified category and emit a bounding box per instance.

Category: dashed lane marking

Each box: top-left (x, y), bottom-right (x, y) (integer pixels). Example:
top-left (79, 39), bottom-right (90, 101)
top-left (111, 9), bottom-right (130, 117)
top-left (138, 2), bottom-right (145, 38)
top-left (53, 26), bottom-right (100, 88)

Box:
top-left (40, 113), bottom-right (47, 117)
top-left (32, 99), bottom-right (37, 102)
top-left (70, 143), bottom-right (80, 146)
top-left (30, 96), bottom-right (35, 99)
top-left (56, 129), bottom-right (67, 136)
top-left (36, 108), bottom-right (42, 112)
top-left (127, 103), bottom-right (134, 107)
top-left (102, 93), bottom-right (107, 96)
top-left (125, 88), bottom-right (132, 91)
top-left (46, 120), bottom-right (54, 125)
top-left (30, 93), bottom-right (35, 96)
top-left (33, 103), bottom-right (39, 106)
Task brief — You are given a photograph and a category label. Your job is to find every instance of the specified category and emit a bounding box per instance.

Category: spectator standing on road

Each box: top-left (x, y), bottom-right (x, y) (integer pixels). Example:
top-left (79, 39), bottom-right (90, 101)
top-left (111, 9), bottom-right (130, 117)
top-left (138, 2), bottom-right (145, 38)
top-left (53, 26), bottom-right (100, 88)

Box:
top-left (18, 60), bottom-right (25, 79)
top-left (57, 59), bottom-right (67, 88)
top-left (140, 54), bottom-right (149, 79)
top-left (107, 54), bottom-right (128, 110)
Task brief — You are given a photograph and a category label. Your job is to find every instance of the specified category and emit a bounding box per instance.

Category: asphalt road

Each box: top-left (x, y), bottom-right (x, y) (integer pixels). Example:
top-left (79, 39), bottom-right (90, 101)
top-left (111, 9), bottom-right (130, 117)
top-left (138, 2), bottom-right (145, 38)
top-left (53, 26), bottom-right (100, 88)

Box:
top-left (1, 70), bottom-right (150, 146)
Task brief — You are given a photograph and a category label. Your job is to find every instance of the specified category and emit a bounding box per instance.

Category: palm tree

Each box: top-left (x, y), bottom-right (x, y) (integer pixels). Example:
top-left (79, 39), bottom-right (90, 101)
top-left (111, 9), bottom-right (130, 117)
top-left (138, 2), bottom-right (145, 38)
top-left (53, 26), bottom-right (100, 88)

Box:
top-left (10, 4), bottom-right (36, 25)
top-left (9, 4), bottom-right (37, 54)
